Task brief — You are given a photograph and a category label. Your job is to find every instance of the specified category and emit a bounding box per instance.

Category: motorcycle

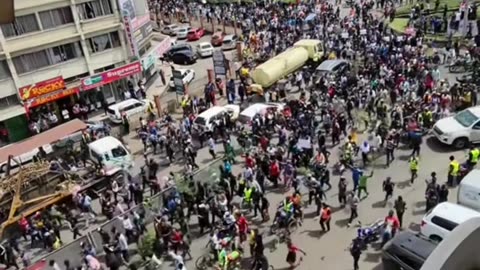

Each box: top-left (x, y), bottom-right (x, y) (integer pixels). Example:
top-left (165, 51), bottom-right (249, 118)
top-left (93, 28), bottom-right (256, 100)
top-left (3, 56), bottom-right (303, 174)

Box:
top-left (354, 219), bottom-right (385, 249)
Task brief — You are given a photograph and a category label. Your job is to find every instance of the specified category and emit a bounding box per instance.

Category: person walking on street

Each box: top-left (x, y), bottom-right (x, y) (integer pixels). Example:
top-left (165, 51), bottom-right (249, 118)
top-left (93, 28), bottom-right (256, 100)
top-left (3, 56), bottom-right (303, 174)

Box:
top-left (383, 177), bottom-right (395, 204)
top-left (350, 238), bottom-right (362, 270)
top-left (409, 155), bottom-right (419, 184)
top-left (394, 196), bottom-right (406, 228)
top-left (468, 145), bottom-right (480, 170)
top-left (338, 177), bottom-right (348, 206)
top-left (319, 203), bottom-right (332, 232)
top-left (360, 141), bottom-right (371, 167)
top-left (386, 136), bottom-right (396, 167)
top-left (447, 155), bottom-right (460, 187)
top-left (358, 170), bottom-right (374, 199)
top-left (347, 192), bottom-right (361, 227)
top-left (208, 136), bottom-right (216, 159)
top-left (285, 239), bottom-right (307, 269)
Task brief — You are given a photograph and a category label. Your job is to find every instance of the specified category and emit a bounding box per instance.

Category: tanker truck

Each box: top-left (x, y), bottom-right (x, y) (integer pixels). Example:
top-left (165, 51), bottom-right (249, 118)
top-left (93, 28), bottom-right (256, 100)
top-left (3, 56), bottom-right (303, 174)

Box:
top-left (250, 39), bottom-right (324, 88)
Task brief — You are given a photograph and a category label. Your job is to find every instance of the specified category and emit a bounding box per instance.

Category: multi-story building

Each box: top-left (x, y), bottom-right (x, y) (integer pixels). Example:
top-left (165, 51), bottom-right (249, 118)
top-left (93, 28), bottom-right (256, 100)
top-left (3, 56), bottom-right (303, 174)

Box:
top-left (0, 0), bottom-right (160, 142)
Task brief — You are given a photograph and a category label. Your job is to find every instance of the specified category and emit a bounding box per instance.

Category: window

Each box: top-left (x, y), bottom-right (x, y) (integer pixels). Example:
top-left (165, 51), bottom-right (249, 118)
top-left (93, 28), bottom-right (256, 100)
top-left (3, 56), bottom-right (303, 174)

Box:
top-left (431, 216), bottom-right (458, 231)
top-left (1, 14), bottom-right (39, 38)
top-left (0, 61), bottom-right (11, 80)
top-left (88, 32), bottom-right (120, 53)
top-left (77, 0), bottom-right (113, 20)
top-left (48, 43), bottom-right (83, 64)
top-left (12, 50), bottom-right (50, 74)
top-left (112, 146), bottom-right (127, 158)
top-left (12, 42), bottom-right (83, 74)
top-left (39, 7), bottom-right (74, 29)
top-left (0, 95), bottom-right (19, 110)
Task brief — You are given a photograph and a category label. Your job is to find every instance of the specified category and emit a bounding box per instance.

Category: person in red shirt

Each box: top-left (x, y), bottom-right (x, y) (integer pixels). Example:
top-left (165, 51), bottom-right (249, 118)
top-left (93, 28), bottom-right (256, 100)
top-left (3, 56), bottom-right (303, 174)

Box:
top-left (260, 135), bottom-right (269, 152)
top-left (19, 216), bottom-right (29, 241)
top-left (235, 211), bottom-right (249, 243)
top-left (383, 210), bottom-right (400, 246)
top-left (245, 154), bottom-right (255, 168)
top-left (285, 239), bottom-right (306, 269)
top-left (269, 161), bottom-right (280, 188)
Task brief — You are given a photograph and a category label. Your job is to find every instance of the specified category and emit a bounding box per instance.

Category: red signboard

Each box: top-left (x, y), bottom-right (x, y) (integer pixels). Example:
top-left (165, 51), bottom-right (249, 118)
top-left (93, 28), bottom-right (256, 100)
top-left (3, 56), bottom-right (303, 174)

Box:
top-left (81, 62), bottom-right (142, 91)
top-left (24, 87), bottom-right (79, 109)
top-left (19, 76), bottom-right (65, 101)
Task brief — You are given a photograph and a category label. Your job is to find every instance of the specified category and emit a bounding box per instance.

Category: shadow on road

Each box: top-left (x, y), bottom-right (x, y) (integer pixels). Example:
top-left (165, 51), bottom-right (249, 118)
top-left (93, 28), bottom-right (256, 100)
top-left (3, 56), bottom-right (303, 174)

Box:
top-left (426, 136), bottom-right (454, 153)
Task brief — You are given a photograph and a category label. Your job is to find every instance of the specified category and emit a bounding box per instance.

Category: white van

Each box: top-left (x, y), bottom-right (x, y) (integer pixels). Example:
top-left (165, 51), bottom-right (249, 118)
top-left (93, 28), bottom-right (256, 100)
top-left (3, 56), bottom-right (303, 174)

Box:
top-left (421, 202), bottom-right (480, 242)
top-left (107, 99), bottom-right (154, 124)
top-left (237, 103), bottom-right (284, 124)
top-left (458, 169), bottom-right (480, 211)
top-left (88, 136), bottom-right (133, 176)
top-left (193, 105), bottom-right (239, 132)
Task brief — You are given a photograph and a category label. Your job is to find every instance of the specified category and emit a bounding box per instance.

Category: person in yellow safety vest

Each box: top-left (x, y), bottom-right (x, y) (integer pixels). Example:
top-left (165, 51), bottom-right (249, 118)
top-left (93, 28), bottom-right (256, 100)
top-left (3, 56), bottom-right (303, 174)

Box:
top-left (422, 108), bottom-right (433, 128)
top-left (328, 51), bottom-right (337, 60)
top-left (468, 146), bottom-right (480, 169)
top-left (243, 186), bottom-right (254, 207)
top-left (409, 156), bottom-right (419, 184)
top-left (448, 155), bottom-right (460, 187)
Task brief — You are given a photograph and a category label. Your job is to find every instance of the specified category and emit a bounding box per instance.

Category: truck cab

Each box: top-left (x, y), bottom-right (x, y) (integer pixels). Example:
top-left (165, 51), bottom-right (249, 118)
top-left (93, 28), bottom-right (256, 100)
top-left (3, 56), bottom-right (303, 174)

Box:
top-left (293, 39), bottom-right (324, 65)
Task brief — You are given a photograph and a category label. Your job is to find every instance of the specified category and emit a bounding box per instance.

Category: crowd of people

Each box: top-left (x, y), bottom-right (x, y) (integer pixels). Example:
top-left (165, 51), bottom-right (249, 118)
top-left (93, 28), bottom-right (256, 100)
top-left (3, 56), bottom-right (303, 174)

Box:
top-left (2, 0), bottom-right (480, 269)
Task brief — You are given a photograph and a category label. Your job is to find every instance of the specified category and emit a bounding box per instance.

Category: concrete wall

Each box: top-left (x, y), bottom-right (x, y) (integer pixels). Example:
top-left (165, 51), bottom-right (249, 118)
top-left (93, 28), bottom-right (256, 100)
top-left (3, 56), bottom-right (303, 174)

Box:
top-left (421, 217), bottom-right (480, 270)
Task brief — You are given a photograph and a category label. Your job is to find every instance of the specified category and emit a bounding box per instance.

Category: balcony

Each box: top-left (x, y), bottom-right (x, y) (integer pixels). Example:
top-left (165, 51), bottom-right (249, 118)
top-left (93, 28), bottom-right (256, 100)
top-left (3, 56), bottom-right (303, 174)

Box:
top-left (15, 0), bottom-right (67, 10)
top-left (16, 58), bottom-right (88, 87)
top-left (80, 15), bottom-right (121, 36)
top-left (5, 25), bottom-right (79, 53)
top-left (88, 47), bottom-right (126, 71)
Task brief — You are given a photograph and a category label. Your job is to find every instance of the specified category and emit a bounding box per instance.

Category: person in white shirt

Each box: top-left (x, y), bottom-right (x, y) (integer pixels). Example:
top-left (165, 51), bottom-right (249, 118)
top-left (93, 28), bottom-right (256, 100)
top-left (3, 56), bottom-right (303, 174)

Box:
top-left (360, 141), bottom-right (371, 166)
top-left (122, 215), bottom-right (134, 241)
top-left (208, 136), bottom-right (216, 159)
top-left (116, 232), bottom-right (129, 262)
top-left (169, 250), bottom-right (187, 270)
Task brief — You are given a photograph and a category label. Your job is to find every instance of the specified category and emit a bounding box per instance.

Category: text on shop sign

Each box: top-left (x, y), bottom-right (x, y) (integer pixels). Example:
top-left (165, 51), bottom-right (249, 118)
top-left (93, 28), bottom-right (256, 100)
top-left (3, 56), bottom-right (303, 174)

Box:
top-left (25, 87), bottom-right (79, 108)
top-left (81, 62), bottom-right (142, 90)
top-left (19, 76), bottom-right (65, 100)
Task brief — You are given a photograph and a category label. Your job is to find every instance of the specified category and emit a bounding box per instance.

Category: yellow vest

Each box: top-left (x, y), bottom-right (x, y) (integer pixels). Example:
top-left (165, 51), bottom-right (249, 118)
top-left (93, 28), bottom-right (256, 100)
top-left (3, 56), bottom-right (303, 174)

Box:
top-left (244, 188), bottom-right (253, 202)
top-left (410, 158), bottom-right (418, 170)
top-left (472, 149), bottom-right (480, 163)
top-left (450, 160), bottom-right (460, 176)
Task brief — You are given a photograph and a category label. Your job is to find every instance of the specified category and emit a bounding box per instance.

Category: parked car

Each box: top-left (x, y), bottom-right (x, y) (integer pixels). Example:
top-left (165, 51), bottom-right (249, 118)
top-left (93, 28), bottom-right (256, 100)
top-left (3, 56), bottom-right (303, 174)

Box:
top-left (176, 26), bottom-right (192, 39)
top-left (107, 99), bottom-right (155, 124)
top-left (221, 34), bottom-right (238, 50)
top-left (196, 42), bottom-right (214, 58)
top-left (187, 27), bottom-right (205, 41)
top-left (165, 44), bottom-right (193, 59)
top-left (432, 106), bottom-right (480, 149)
top-left (170, 51), bottom-right (197, 65)
top-left (211, 31), bottom-right (225, 46)
top-left (169, 69), bottom-right (195, 90)
top-left (382, 231), bottom-right (438, 270)
top-left (421, 202), bottom-right (480, 242)
top-left (161, 24), bottom-right (179, 36)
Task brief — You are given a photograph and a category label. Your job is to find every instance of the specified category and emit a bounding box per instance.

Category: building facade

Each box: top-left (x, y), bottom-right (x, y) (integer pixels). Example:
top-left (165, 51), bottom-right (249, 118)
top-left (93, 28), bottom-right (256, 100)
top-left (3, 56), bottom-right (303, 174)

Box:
top-left (0, 0), bottom-right (157, 143)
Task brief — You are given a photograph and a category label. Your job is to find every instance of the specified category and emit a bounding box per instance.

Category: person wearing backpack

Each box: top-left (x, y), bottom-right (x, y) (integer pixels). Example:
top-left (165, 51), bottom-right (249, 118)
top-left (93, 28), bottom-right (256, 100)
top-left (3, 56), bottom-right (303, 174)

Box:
top-left (350, 238), bottom-right (362, 270)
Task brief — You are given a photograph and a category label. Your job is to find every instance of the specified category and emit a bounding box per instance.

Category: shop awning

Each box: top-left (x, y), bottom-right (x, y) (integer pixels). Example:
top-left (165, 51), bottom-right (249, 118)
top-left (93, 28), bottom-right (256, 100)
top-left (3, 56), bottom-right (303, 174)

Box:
top-left (0, 119), bottom-right (87, 164)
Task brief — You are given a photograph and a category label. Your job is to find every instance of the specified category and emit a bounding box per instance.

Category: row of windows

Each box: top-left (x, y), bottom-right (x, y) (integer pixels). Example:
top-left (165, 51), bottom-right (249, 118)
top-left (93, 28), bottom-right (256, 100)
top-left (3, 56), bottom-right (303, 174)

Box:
top-left (1, 0), bottom-right (114, 38)
top-left (10, 31), bottom-right (120, 74)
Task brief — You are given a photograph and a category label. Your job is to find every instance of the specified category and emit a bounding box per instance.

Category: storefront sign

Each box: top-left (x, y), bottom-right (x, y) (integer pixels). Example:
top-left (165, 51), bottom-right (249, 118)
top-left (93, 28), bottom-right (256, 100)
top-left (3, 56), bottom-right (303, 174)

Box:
top-left (24, 87), bottom-right (79, 108)
top-left (172, 69), bottom-right (185, 94)
top-left (19, 76), bottom-right (65, 101)
top-left (119, 0), bottom-right (139, 57)
top-left (141, 48), bottom-right (158, 70)
top-left (81, 62), bottom-right (142, 91)
top-left (132, 14), bottom-right (150, 30)
top-left (134, 21), bottom-right (152, 48)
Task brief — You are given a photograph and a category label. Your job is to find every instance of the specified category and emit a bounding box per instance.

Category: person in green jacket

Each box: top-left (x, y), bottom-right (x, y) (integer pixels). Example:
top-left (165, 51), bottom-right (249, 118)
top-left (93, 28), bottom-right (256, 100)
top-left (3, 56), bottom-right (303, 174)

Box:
top-left (358, 170), bottom-right (374, 199)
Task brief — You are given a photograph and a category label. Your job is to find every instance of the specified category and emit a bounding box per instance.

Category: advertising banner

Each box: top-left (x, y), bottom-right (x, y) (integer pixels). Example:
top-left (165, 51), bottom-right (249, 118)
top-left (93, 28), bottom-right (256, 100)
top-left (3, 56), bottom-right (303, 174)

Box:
top-left (81, 62), bottom-right (142, 90)
top-left (25, 87), bottom-right (79, 109)
top-left (19, 76), bottom-right (65, 101)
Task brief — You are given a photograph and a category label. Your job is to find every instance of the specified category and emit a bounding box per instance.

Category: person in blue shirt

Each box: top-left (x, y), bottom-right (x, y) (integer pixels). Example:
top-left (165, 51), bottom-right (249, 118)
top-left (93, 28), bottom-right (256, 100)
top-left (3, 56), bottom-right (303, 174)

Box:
top-left (224, 159), bottom-right (232, 177)
top-left (351, 167), bottom-right (363, 192)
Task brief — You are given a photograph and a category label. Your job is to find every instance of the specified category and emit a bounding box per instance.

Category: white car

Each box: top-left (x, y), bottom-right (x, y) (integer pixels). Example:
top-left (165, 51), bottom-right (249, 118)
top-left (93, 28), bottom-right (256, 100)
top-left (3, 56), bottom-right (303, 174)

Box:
top-left (421, 202), bottom-right (480, 242)
top-left (193, 105), bottom-right (240, 133)
top-left (432, 106), bottom-right (480, 149)
top-left (221, 34), bottom-right (238, 50)
top-left (175, 26), bottom-right (192, 39)
top-left (161, 24), bottom-right (179, 36)
top-left (169, 69), bottom-right (195, 90)
top-left (238, 103), bottom-right (285, 124)
top-left (107, 98), bottom-right (155, 124)
top-left (196, 42), bottom-right (214, 58)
